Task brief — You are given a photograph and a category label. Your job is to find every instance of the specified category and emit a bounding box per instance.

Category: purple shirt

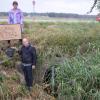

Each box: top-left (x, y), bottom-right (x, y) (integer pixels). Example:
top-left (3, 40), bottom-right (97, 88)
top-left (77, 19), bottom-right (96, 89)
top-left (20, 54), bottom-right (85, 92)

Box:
top-left (8, 9), bottom-right (23, 24)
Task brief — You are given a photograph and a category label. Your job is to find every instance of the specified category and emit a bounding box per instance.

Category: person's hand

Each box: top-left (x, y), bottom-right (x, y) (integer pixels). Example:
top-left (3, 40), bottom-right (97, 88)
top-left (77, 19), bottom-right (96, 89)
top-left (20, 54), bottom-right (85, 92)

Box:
top-left (11, 47), bottom-right (18, 51)
top-left (32, 65), bottom-right (36, 69)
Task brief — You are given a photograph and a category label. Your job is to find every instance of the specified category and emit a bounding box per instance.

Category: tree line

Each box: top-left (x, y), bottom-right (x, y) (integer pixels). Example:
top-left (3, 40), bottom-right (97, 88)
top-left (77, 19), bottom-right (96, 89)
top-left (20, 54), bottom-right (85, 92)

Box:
top-left (0, 12), bottom-right (96, 19)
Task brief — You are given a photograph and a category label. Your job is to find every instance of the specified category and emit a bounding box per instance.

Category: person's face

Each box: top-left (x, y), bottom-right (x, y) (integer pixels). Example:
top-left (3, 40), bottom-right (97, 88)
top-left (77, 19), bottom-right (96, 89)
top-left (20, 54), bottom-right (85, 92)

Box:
top-left (22, 39), bottom-right (30, 47)
top-left (13, 4), bottom-right (18, 9)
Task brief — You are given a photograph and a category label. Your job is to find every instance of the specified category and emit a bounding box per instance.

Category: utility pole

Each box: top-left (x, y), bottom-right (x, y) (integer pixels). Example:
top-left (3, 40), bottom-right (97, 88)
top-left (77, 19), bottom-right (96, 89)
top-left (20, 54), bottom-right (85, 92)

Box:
top-left (32, 0), bottom-right (36, 16)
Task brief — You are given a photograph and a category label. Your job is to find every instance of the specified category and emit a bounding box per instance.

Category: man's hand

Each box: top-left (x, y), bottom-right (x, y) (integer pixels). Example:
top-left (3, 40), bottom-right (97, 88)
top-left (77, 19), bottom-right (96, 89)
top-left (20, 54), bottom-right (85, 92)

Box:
top-left (32, 65), bottom-right (36, 69)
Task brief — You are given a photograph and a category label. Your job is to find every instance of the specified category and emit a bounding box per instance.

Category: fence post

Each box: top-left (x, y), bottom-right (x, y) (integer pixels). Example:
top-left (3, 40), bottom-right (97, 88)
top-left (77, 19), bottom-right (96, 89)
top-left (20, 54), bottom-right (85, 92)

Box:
top-left (51, 66), bottom-right (55, 95)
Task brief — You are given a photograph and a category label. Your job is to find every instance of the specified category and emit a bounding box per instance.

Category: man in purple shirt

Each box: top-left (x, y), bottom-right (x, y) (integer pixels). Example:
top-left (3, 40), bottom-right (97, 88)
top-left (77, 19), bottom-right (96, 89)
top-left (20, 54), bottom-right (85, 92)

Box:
top-left (9, 1), bottom-right (23, 25)
top-left (8, 1), bottom-right (23, 45)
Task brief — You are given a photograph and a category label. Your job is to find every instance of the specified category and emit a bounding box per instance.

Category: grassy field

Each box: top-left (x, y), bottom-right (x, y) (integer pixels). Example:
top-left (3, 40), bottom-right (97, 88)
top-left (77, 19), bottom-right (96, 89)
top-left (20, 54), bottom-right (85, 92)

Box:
top-left (0, 16), bottom-right (96, 22)
top-left (0, 21), bottom-right (100, 100)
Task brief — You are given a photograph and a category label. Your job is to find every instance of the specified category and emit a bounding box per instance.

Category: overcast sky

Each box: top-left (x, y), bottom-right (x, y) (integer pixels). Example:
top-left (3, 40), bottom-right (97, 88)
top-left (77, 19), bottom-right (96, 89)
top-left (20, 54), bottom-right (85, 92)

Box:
top-left (0, 0), bottom-right (98, 15)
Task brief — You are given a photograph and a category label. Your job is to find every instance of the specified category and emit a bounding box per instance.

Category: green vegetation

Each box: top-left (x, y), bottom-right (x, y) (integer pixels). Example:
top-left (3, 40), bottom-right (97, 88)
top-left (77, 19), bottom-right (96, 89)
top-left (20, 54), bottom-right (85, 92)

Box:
top-left (56, 49), bottom-right (100, 100)
top-left (0, 22), bottom-right (100, 99)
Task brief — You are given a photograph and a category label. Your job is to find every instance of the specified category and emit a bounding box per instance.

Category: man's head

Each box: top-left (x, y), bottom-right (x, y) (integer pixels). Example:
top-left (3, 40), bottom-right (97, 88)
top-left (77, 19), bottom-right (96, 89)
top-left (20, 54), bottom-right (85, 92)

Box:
top-left (13, 1), bottom-right (18, 9)
top-left (22, 38), bottom-right (30, 47)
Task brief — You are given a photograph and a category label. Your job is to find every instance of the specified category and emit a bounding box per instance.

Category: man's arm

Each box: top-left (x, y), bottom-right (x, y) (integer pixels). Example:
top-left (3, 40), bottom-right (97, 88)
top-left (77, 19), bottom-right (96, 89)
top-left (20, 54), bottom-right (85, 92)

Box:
top-left (20, 10), bottom-right (23, 25)
top-left (31, 47), bottom-right (37, 66)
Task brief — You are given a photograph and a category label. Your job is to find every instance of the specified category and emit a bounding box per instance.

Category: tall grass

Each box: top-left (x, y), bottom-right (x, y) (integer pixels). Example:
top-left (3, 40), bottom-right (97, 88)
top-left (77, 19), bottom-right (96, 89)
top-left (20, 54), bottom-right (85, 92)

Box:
top-left (0, 22), bottom-right (100, 99)
top-left (56, 48), bottom-right (100, 100)
top-left (24, 22), bottom-right (100, 55)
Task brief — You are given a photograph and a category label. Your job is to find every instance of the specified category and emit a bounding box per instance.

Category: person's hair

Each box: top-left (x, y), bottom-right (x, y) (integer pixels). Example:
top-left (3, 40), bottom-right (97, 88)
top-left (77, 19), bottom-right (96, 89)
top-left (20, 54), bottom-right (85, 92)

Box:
top-left (13, 1), bottom-right (18, 5)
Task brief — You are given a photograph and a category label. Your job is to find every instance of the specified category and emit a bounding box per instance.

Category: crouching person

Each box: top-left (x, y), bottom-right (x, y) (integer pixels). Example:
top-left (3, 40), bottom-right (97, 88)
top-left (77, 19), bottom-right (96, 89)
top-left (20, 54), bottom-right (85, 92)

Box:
top-left (19, 38), bottom-right (37, 91)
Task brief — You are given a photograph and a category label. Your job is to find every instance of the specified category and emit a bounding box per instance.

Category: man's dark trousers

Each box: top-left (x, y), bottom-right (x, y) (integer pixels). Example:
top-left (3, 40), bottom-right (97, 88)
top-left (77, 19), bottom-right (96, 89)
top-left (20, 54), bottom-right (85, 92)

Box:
top-left (22, 65), bottom-right (33, 87)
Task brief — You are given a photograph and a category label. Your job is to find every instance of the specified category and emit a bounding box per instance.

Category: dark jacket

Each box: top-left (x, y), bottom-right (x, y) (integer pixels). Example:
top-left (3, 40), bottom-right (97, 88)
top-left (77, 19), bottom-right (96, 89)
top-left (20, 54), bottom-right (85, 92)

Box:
top-left (19, 45), bottom-right (37, 66)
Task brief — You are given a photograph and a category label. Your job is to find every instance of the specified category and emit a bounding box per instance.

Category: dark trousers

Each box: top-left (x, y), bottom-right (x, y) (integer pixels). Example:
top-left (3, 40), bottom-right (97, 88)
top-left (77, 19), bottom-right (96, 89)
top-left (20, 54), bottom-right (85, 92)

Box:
top-left (22, 65), bottom-right (33, 87)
